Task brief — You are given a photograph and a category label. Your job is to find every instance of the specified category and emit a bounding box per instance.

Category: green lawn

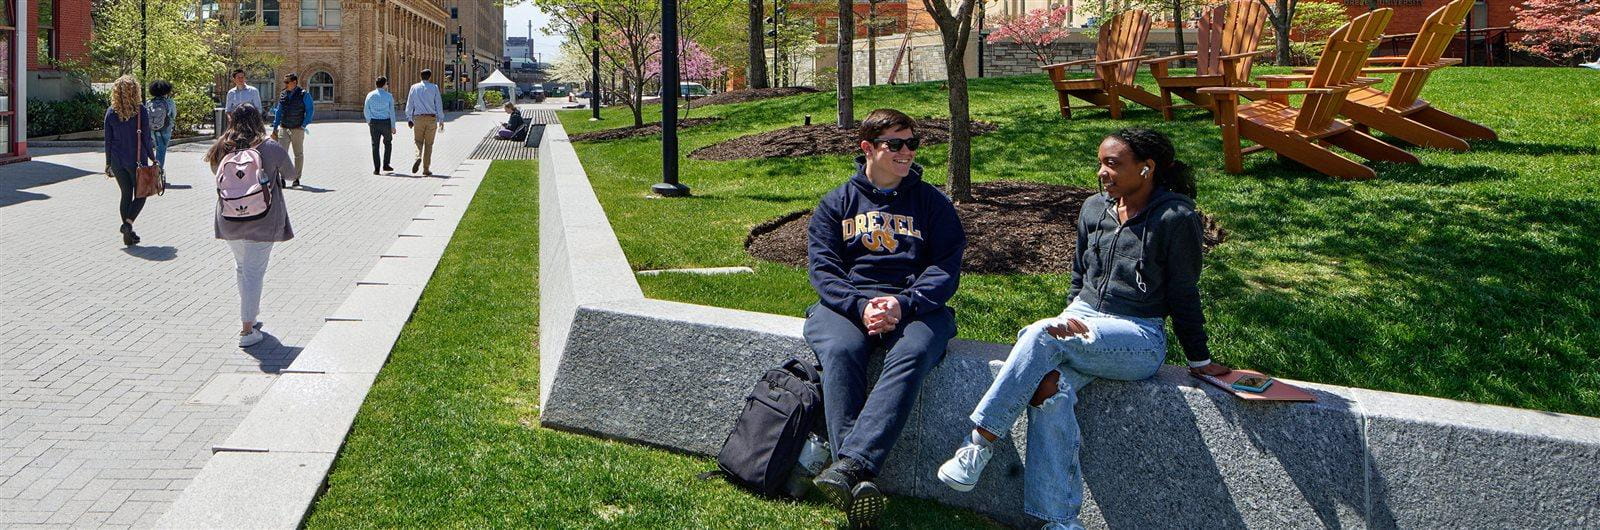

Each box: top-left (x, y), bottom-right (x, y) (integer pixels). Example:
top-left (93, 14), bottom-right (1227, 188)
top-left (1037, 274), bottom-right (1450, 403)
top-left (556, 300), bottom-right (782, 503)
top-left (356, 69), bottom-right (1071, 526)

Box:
top-left (559, 67), bottom-right (1600, 418)
top-left (306, 161), bottom-right (998, 528)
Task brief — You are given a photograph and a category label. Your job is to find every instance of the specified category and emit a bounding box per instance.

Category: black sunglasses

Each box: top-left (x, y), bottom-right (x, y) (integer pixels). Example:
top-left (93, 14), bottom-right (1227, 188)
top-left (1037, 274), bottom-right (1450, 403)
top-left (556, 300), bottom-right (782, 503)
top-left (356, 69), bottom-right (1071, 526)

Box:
top-left (872, 136), bottom-right (921, 152)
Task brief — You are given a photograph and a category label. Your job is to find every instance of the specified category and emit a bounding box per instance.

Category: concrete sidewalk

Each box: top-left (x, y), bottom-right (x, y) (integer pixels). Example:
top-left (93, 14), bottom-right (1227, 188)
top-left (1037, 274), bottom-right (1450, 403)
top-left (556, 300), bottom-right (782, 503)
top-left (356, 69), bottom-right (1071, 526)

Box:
top-left (0, 110), bottom-right (504, 527)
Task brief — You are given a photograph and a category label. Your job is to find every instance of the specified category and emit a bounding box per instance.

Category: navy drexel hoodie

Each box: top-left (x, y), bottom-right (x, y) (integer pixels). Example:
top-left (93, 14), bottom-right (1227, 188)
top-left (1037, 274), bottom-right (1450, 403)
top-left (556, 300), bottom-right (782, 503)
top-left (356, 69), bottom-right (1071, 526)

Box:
top-left (808, 156), bottom-right (967, 319)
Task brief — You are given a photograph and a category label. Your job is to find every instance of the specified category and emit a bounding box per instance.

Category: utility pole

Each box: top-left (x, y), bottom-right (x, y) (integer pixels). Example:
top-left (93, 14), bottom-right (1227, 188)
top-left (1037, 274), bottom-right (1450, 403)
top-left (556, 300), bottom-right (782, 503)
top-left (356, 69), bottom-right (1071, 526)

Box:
top-left (590, 10), bottom-right (601, 120)
top-left (653, 0), bottom-right (688, 197)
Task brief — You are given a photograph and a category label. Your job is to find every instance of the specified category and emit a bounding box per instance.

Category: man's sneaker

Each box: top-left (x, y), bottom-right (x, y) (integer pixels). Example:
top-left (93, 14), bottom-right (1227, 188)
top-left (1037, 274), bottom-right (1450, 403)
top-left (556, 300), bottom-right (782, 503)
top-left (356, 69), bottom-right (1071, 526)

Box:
top-left (847, 480), bottom-right (886, 529)
top-left (813, 457), bottom-right (868, 511)
top-left (937, 440), bottom-right (993, 492)
top-left (238, 329), bottom-right (264, 347)
top-left (383, 166), bottom-right (394, 172)
top-left (412, 159), bottom-right (422, 173)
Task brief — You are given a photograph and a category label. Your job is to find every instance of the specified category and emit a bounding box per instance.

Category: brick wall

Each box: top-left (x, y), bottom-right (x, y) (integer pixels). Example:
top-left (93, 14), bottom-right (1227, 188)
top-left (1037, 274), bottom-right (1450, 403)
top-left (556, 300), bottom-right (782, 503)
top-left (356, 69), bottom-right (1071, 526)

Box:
top-left (26, 0), bottom-right (91, 70)
top-left (1338, 0), bottom-right (1522, 35)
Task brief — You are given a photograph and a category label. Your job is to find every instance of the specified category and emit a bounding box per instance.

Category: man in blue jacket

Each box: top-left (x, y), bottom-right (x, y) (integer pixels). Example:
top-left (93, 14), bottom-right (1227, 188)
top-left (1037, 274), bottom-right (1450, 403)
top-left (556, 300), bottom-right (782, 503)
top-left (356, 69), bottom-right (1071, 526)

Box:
top-left (806, 108), bottom-right (966, 527)
top-left (271, 72), bottom-right (314, 187)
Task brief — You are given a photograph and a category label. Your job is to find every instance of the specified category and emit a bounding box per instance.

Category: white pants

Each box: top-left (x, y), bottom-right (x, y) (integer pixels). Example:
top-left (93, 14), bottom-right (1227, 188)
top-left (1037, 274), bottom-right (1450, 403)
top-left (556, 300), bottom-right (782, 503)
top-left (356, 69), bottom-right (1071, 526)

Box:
top-left (227, 240), bottom-right (274, 323)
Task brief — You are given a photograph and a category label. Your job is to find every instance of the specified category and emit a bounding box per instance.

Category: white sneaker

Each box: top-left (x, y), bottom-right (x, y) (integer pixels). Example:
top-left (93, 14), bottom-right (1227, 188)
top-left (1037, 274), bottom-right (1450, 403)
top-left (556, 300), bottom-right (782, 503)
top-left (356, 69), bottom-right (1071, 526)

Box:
top-left (937, 440), bottom-right (993, 492)
top-left (1042, 522), bottom-right (1085, 530)
top-left (238, 329), bottom-right (264, 347)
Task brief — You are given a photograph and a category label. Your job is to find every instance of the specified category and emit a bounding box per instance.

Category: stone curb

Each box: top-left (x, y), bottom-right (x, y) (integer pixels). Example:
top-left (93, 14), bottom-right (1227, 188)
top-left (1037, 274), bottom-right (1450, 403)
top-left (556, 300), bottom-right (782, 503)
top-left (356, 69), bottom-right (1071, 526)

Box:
top-left (534, 119), bottom-right (1600, 528)
top-left (152, 159), bottom-right (493, 529)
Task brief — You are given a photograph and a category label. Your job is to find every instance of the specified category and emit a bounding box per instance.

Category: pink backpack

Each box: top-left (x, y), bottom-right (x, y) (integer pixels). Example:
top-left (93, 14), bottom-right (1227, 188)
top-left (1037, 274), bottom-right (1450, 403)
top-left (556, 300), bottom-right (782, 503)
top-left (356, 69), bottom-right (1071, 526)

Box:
top-left (216, 147), bottom-right (272, 221)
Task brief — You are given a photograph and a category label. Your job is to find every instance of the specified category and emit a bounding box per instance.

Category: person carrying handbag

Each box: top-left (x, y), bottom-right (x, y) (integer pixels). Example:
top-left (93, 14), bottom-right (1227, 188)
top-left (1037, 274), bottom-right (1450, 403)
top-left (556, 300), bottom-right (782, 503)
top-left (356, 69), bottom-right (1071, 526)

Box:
top-left (103, 75), bottom-right (160, 246)
top-left (205, 104), bottom-right (296, 348)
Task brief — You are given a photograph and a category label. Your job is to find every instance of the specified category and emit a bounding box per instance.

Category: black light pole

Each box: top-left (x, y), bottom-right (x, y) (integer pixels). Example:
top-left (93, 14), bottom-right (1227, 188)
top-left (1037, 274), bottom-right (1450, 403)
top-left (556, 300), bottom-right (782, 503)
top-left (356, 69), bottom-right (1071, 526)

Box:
top-left (652, 0), bottom-right (688, 197)
top-left (590, 10), bottom-right (601, 120)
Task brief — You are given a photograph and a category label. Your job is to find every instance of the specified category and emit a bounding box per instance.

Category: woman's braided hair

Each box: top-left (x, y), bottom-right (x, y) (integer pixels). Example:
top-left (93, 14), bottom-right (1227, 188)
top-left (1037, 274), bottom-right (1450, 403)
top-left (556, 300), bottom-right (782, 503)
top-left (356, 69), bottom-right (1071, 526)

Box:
top-left (1106, 127), bottom-right (1197, 199)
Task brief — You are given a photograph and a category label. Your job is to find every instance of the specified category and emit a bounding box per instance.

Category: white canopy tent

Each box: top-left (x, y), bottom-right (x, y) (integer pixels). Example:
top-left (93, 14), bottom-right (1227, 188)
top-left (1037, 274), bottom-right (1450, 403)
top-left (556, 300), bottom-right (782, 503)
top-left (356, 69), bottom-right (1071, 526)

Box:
top-left (476, 69), bottom-right (518, 110)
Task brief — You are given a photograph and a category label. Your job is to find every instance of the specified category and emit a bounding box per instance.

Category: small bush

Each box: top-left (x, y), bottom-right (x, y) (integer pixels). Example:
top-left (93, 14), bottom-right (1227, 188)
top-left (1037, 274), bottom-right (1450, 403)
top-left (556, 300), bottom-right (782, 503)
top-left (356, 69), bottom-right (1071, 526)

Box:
top-left (26, 92), bottom-right (111, 138)
top-left (484, 89), bottom-right (505, 108)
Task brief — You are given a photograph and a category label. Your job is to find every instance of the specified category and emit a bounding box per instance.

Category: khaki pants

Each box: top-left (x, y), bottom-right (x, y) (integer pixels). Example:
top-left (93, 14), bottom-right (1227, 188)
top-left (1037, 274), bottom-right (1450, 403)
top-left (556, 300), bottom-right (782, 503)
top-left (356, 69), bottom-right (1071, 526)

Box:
top-left (280, 127), bottom-right (306, 179)
top-left (412, 115), bottom-right (438, 173)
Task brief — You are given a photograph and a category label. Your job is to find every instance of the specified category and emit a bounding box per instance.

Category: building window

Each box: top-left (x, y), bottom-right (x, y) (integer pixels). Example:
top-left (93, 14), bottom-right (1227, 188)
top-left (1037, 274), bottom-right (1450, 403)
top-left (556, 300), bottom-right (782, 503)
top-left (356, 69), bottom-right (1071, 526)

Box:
top-left (249, 72), bottom-right (275, 98)
top-left (238, 0), bottom-right (278, 26)
top-left (308, 71), bottom-right (333, 102)
top-left (300, 0), bottom-right (339, 28)
top-left (35, 0), bottom-right (54, 63)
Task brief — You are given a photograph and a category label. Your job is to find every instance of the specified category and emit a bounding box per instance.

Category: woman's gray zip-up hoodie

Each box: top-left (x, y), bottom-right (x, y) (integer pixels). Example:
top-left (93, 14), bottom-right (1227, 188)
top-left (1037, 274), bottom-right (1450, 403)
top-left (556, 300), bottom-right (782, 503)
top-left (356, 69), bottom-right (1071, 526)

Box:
top-left (1066, 187), bottom-right (1210, 363)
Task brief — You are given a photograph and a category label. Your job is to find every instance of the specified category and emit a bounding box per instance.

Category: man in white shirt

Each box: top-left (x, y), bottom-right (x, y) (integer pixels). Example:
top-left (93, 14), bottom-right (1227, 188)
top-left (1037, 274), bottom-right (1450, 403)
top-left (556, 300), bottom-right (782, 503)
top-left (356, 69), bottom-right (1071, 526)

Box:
top-left (224, 69), bottom-right (263, 116)
top-left (405, 69), bottom-right (446, 176)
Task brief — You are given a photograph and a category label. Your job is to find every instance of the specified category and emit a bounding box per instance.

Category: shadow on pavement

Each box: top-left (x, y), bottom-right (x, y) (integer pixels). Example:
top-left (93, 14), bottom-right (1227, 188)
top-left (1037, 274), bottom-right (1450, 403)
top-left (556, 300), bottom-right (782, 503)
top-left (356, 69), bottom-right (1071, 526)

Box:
top-left (290, 185), bottom-right (336, 193)
top-left (241, 330), bottom-right (302, 373)
top-left (122, 245), bottom-right (178, 261)
top-left (1, 161), bottom-right (97, 208)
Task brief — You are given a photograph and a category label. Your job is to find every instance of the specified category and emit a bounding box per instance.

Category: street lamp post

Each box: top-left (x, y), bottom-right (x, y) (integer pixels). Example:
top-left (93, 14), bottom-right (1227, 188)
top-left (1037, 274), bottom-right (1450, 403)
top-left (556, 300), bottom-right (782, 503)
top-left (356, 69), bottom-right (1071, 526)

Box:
top-left (590, 10), bottom-right (601, 120)
top-left (652, 0), bottom-right (688, 197)
top-left (140, 0), bottom-right (147, 78)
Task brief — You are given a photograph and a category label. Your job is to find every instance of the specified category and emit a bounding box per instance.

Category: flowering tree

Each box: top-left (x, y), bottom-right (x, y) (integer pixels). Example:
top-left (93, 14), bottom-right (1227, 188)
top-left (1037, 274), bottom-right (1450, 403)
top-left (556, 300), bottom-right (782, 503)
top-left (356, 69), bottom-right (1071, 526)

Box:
top-left (645, 37), bottom-right (728, 82)
top-left (986, 6), bottom-right (1073, 65)
top-left (1512, 0), bottom-right (1600, 65)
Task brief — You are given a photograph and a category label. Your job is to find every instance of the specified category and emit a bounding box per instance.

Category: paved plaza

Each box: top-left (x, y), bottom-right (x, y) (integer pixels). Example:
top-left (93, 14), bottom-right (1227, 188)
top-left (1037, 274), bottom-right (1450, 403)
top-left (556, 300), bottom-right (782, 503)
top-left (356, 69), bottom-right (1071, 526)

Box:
top-left (0, 107), bottom-right (533, 526)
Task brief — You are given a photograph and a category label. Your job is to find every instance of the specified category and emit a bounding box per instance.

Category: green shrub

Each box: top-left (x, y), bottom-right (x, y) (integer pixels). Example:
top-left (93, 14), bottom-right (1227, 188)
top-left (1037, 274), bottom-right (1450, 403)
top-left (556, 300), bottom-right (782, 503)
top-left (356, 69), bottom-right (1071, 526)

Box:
top-left (483, 89), bottom-right (505, 108)
top-left (442, 90), bottom-right (473, 110)
top-left (26, 91), bottom-right (111, 137)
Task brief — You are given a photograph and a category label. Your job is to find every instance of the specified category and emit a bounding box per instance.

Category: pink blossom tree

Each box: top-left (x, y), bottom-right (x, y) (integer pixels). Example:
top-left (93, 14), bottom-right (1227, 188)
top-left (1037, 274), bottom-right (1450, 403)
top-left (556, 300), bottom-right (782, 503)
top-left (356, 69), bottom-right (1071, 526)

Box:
top-left (1512, 0), bottom-right (1600, 65)
top-left (985, 6), bottom-right (1073, 66)
top-left (645, 36), bottom-right (727, 82)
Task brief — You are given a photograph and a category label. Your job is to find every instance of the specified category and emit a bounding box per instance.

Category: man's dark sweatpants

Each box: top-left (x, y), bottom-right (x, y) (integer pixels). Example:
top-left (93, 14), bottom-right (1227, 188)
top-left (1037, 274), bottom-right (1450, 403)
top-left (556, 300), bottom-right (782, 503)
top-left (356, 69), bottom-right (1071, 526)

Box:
top-left (369, 119), bottom-right (393, 171)
top-left (806, 300), bottom-right (955, 475)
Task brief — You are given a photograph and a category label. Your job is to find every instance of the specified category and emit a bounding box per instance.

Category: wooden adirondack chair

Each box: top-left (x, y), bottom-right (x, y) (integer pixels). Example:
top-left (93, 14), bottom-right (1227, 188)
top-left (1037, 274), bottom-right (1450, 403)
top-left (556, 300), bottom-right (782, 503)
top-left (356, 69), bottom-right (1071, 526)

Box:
top-left (1135, 0), bottom-right (1269, 120)
top-left (1040, 10), bottom-right (1162, 119)
top-left (1296, 0), bottom-right (1495, 150)
top-left (1198, 9), bottom-right (1418, 180)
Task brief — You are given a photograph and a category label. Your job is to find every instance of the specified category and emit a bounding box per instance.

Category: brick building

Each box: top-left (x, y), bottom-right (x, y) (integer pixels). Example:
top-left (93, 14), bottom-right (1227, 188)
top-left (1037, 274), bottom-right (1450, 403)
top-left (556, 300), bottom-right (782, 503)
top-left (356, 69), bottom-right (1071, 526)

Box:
top-left (443, 0), bottom-right (502, 91)
top-left (221, 0), bottom-right (450, 115)
top-left (3, 0), bottom-right (92, 164)
top-left (1340, 0), bottom-right (1508, 35)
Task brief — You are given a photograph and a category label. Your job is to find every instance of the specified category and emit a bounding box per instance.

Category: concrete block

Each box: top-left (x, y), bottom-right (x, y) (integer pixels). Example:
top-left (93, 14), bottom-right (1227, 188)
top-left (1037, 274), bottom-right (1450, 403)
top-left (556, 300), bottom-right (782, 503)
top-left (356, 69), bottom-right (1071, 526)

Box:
top-left (216, 373), bottom-right (377, 454)
top-left (323, 284), bottom-right (424, 323)
top-left (382, 235), bottom-right (451, 258)
top-left (1356, 388), bottom-right (1600, 528)
top-left (153, 451), bottom-right (334, 529)
top-left (398, 218), bottom-right (457, 238)
top-left (359, 255), bottom-right (442, 286)
top-left (541, 299), bottom-right (808, 456)
top-left (282, 319), bottom-right (407, 374)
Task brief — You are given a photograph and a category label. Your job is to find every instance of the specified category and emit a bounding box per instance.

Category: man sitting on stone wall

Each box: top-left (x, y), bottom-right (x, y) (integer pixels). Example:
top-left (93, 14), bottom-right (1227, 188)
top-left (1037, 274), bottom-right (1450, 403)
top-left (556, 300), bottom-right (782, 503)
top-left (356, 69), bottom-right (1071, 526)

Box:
top-left (805, 108), bottom-right (967, 528)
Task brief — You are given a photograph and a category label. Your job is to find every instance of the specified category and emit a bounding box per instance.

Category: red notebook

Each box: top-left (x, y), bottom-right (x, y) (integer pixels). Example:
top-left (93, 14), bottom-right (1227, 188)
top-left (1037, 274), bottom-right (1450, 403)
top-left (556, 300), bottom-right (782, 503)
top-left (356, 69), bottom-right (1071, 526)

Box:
top-left (1193, 369), bottom-right (1317, 402)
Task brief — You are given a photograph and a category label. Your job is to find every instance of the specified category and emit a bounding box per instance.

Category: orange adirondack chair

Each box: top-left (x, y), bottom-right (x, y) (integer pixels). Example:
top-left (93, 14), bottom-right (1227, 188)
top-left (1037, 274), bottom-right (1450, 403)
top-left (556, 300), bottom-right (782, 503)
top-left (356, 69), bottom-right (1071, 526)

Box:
top-left (1040, 10), bottom-right (1162, 119)
top-left (1298, 0), bottom-right (1495, 150)
top-left (1137, 0), bottom-right (1269, 120)
top-left (1199, 9), bottom-right (1418, 180)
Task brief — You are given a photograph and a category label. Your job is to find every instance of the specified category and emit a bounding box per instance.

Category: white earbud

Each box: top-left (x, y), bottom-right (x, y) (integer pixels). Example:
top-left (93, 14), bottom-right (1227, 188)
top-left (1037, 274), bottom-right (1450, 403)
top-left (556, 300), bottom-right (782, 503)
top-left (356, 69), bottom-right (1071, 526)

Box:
top-left (1140, 167), bottom-right (1150, 178)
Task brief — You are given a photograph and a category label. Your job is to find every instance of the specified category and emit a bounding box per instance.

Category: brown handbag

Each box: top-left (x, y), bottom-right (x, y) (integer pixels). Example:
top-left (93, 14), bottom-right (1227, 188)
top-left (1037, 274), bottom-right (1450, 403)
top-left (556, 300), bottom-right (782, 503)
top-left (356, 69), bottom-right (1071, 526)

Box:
top-left (133, 109), bottom-right (164, 198)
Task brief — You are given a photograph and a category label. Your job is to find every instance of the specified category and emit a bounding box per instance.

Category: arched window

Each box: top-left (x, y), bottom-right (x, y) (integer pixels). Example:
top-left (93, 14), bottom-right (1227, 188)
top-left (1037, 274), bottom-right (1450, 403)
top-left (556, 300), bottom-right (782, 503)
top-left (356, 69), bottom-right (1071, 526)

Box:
top-left (308, 71), bottom-right (334, 102)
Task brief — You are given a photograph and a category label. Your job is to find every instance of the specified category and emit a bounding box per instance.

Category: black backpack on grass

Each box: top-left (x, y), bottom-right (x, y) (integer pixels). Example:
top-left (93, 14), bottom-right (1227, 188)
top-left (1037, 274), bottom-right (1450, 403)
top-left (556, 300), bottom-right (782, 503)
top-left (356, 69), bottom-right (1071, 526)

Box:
top-left (708, 357), bottom-right (826, 498)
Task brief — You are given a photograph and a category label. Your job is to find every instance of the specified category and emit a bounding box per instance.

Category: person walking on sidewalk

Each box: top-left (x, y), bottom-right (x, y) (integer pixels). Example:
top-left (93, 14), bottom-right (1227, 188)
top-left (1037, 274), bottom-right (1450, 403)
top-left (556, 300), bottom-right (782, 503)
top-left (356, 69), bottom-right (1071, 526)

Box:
top-left (271, 72), bottom-right (314, 187)
top-left (205, 104), bottom-right (296, 348)
top-left (146, 80), bottom-right (177, 169)
top-left (405, 68), bottom-right (445, 176)
top-left (365, 76), bottom-right (397, 174)
top-left (225, 69), bottom-right (262, 115)
top-left (103, 75), bottom-right (157, 247)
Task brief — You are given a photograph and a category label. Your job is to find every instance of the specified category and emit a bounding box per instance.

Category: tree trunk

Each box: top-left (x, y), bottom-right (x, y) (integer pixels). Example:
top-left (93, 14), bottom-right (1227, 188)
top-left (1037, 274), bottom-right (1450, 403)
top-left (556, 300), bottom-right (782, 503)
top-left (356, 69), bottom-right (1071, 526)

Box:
top-left (749, 0), bottom-right (768, 89)
top-left (924, 0), bottom-right (975, 203)
top-left (1172, 0), bottom-right (1186, 56)
top-left (837, 0), bottom-right (854, 127)
top-left (867, 2), bottom-right (878, 86)
top-left (1274, 0), bottom-right (1294, 65)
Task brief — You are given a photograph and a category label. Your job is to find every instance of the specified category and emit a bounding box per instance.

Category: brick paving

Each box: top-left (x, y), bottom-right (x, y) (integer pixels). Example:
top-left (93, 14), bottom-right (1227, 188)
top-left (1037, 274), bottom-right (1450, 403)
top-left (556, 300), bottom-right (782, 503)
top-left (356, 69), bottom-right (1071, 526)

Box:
top-left (0, 110), bottom-right (507, 527)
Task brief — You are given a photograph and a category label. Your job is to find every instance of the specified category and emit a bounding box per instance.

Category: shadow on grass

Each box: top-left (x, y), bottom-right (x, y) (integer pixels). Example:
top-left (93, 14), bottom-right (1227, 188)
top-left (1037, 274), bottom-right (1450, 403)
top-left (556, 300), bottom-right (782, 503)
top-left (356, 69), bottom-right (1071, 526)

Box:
top-left (1202, 176), bottom-right (1600, 414)
top-left (1468, 140), bottom-right (1599, 157)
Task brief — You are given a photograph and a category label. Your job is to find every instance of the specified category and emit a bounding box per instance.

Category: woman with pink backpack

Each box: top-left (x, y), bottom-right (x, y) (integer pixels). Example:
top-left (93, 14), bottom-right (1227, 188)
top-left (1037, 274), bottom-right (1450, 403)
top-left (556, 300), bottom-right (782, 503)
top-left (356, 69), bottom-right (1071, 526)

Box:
top-left (204, 104), bottom-right (296, 348)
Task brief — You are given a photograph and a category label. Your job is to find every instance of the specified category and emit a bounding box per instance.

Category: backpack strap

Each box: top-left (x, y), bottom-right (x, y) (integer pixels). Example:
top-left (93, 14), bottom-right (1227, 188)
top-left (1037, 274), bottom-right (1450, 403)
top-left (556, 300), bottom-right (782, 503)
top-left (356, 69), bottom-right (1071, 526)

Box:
top-left (782, 357), bottom-right (821, 384)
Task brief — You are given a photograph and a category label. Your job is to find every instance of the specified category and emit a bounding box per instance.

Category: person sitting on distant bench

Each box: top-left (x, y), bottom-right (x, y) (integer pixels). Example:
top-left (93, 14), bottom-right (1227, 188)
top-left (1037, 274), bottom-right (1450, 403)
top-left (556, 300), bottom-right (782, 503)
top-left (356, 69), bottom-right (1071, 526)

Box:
top-left (496, 102), bottom-right (524, 140)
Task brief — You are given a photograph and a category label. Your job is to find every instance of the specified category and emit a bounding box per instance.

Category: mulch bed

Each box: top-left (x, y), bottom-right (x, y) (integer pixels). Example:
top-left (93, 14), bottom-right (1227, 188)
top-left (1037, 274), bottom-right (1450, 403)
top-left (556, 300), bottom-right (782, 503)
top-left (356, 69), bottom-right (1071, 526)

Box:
top-left (568, 117), bottom-right (723, 142)
top-left (745, 181), bottom-right (1226, 275)
top-left (688, 119), bottom-right (999, 161)
top-left (686, 87), bottom-right (821, 108)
